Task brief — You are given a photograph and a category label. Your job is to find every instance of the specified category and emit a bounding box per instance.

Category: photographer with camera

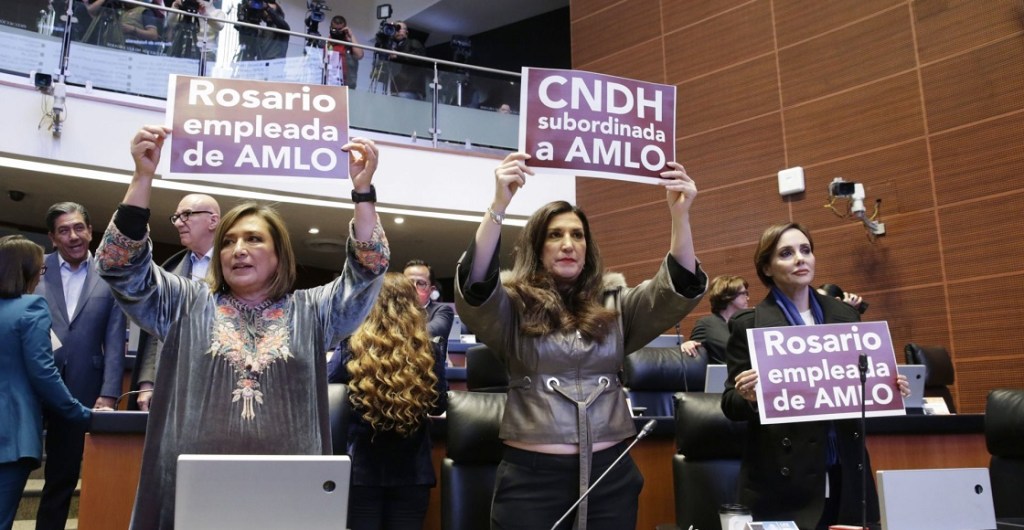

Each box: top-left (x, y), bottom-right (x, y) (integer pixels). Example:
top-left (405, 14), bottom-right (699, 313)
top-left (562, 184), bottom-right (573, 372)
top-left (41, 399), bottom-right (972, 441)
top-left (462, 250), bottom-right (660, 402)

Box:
top-left (235, 0), bottom-right (290, 61)
top-left (385, 21), bottom-right (425, 99)
top-left (82, 0), bottom-right (161, 49)
top-left (165, 0), bottom-right (226, 61)
top-left (326, 15), bottom-right (363, 89)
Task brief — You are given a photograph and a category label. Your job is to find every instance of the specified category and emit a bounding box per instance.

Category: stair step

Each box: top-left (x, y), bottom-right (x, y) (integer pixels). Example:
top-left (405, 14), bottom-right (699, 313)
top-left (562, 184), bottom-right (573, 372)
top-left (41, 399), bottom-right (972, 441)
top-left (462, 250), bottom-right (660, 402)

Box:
top-left (12, 518), bottom-right (77, 530)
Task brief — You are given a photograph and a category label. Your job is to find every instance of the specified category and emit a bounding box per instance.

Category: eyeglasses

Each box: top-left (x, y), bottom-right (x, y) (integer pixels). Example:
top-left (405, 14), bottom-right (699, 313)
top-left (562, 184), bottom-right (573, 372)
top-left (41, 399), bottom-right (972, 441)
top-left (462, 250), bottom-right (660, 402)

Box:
top-left (39, 265), bottom-right (47, 275)
top-left (411, 279), bottom-right (431, 290)
top-left (170, 210), bottom-right (214, 224)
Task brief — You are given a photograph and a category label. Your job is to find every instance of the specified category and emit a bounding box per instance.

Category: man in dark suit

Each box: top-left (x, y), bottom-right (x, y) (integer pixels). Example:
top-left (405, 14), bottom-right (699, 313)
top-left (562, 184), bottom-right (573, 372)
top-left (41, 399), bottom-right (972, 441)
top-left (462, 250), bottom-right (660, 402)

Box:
top-left (34, 201), bottom-right (127, 530)
top-left (403, 259), bottom-right (454, 360)
top-left (131, 193), bottom-right (220, 411)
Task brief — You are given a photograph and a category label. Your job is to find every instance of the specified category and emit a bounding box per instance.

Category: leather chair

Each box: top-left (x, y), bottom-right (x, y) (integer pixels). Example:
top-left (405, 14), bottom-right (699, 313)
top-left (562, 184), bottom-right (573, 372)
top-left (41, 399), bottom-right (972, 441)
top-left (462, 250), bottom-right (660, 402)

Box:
top-left (672, 392), bottom-right (746, 530)
top-left (622, 346), bottom-right (708, 417)
top-left (904, 343), bottom-right (957, 413)
top-left (442, 390), bottom-right (507, 530)
top-left (465, 344), bottom-right (509, 392)
top-left (327, 383), bottom-right (350, 455)
top-left (985, 388), bottom-right (1024, 518)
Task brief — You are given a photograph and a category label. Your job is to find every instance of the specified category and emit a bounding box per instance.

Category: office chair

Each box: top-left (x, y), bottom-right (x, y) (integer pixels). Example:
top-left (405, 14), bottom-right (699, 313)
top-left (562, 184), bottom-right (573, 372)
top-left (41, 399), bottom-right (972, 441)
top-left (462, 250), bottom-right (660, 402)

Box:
top-left (985, 388), bottom-right (1024, 518)
top-left (465, 344), bottom-right (509, 392)
top-left (622, 346), bottom-right (707, 417)
top-left (441, 390), bottom-right (506, 530)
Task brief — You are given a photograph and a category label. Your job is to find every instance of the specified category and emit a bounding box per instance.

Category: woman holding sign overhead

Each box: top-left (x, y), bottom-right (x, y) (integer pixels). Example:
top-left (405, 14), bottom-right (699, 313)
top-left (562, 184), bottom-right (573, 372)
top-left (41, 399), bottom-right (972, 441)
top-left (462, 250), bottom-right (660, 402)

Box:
top-left (722, 222), bottom-right (909, 530)
top-left (455, 152), bottom-right (707, 530)
top-left (94, 125), bottom-right (389, 530)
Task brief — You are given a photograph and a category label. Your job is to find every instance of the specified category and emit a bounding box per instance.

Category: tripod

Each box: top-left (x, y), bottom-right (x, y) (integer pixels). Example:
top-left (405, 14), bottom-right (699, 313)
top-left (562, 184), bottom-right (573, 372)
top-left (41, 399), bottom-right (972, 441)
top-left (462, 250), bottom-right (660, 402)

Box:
top-left (369, 52), bottom-right (396, 94)
top-left (170, 13), bottom-right (200, 58)
top-left (82, 3), bottom-right (123, 48)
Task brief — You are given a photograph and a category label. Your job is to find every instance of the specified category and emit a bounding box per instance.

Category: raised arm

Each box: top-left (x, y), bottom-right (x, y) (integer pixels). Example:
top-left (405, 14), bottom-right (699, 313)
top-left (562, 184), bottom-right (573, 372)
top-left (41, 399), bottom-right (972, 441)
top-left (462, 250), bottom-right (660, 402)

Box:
top-left (343, 138), bottom-right (379, 242)
top-left (467, 152), bottom-right (533, 284)
top-left (125, 125), bottom-right (172, 208)
top-left (658, 161), bottom-right (698, 274)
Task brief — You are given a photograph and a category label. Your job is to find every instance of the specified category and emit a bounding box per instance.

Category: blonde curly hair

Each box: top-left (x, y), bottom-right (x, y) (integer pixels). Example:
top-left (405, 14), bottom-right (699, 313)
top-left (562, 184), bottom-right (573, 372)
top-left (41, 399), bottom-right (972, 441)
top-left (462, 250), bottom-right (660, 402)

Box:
top-left (346, 273), bottom-right (439, 436)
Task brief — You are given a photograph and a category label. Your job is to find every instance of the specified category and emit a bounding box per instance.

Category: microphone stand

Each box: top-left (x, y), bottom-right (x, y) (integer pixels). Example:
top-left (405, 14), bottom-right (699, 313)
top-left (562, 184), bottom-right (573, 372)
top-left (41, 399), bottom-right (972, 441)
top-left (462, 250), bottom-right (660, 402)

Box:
top-left (550, 419), bottom-right (657, 530)
top-left (858, 353), bottom-right (868, 530)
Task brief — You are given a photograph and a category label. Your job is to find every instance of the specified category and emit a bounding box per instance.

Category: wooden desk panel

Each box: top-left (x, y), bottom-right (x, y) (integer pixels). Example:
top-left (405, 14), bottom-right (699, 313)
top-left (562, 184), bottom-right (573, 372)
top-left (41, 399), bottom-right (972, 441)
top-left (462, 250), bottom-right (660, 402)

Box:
top-left (80, 417), bottom-right (989, 530)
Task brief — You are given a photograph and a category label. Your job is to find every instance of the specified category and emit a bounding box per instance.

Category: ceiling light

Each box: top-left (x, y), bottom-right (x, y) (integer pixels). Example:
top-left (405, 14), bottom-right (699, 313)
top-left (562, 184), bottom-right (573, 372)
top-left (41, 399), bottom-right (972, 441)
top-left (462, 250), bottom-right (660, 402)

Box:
top-left (394, 217), bottom-right (404, 224)
top-left (308, 227), bottom-right (320, 234)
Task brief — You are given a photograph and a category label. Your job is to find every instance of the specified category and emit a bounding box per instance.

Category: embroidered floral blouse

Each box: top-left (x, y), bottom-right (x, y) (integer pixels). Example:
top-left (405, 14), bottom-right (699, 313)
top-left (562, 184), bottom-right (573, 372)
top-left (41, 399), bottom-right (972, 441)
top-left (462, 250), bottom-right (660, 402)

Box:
top-left (96, 207), bottom-right (389, 530)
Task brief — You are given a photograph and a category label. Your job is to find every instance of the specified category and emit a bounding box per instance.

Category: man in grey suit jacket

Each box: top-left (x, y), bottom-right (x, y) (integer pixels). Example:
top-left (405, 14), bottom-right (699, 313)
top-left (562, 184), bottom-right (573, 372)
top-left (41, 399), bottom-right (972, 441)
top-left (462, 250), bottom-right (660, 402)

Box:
top-left (131, 193), bottom-right (220, 410)
top-left (33, 201), bottom-right (127, 530)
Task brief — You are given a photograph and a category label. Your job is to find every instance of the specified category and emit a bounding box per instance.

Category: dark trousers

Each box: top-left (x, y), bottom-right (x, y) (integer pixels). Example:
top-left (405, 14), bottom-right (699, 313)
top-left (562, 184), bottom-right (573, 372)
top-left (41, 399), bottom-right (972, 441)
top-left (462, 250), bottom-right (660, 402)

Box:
top-left (35, 419), bottom-right (86, 530)
top-left (491, 440), bottom-right (644, 530)
top-left (347, 484), bottom-right (431, 530)
top-left (0, 460), bottom-right (34, 530)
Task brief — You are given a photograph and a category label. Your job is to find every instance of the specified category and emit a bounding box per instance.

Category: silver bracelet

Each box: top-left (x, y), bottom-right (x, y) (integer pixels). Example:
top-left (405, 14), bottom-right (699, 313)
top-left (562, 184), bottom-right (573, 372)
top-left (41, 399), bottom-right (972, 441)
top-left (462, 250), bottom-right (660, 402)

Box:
top-left (486, 207), bottom-right (504, 225)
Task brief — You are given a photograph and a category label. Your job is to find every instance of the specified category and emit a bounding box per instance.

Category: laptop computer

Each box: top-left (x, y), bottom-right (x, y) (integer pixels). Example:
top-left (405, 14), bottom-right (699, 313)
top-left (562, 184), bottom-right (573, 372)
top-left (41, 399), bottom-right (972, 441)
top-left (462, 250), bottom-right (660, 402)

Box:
top-left (704, 364), bottom-right (729, 393)
top-left (877, 467), bottom-right (997, 530)
top-left (175, 454), bottom-right (351, 530)
top-left (898, 364), bottom-right (926, 413)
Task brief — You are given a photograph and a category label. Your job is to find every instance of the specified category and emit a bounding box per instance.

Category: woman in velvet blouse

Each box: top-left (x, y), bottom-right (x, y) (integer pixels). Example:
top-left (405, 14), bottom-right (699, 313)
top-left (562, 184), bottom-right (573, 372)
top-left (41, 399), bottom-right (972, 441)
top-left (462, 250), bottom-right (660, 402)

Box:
top-left (0, 236), bottom-right (91, 530)
top-left (722, 222), bottom-right (909, 530)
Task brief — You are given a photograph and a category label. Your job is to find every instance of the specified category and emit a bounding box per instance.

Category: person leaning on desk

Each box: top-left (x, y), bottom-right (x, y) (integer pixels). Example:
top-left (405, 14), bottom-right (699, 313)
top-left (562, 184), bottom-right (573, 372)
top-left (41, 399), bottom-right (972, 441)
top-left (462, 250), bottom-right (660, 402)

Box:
top-left (722, 222), bottom-right (910, 530)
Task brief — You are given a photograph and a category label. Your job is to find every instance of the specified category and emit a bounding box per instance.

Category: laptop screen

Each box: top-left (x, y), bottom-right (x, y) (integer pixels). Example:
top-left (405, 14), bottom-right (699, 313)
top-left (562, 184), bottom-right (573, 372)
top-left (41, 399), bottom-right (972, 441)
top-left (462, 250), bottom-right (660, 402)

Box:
top-left (877, 468), bottom-right (997, 530)
top-left (175, 454), bottom-right (350, 530)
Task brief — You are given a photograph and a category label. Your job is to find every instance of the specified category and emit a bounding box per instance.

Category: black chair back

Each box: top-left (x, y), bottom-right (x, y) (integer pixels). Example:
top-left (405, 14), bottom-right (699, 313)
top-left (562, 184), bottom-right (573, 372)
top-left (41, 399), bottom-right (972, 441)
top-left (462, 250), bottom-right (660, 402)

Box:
top-left (442, 390), bottom-right (507, 530)
top-left (623, 346), bottom-right (707, 416)
top-left (466, 344), bottom-right (509, 392)
top-left (327, 383), bottom-right (350, 455)
top-left (904, 343), bottom-right (957, 413)
top-left (985, 388), bottom-right (1024, 518)
top-left (672, 392), bottom-right (746, 530)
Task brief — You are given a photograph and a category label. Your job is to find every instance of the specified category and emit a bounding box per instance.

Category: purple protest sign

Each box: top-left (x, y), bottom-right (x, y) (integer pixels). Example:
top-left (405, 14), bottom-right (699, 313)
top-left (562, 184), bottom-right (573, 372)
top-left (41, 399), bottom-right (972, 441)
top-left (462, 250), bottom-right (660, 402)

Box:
top-left (519, 67), bottom-right (676, 184)
top-left (747, 321), bottom-right (905, 425)
top-left (166, 75), bottom-right (349, 180)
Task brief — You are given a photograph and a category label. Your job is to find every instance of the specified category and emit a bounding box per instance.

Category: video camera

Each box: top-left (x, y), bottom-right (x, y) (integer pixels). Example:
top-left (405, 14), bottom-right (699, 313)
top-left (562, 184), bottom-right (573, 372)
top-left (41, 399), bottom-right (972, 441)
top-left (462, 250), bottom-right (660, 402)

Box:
top-left (179, 0), bottom-right (200, 14)
top-left (375, 21), bottom-right (400, 50)
top-left (237, 0), bottom-right (269, 26)
top-left (305, 0), bottom-right (329, 25)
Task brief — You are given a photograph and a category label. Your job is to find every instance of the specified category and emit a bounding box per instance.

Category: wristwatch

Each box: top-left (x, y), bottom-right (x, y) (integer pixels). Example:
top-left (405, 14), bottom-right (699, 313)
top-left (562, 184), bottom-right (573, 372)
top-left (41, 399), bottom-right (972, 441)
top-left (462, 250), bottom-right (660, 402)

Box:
top-left (351, 185), bottom-right (377, 204)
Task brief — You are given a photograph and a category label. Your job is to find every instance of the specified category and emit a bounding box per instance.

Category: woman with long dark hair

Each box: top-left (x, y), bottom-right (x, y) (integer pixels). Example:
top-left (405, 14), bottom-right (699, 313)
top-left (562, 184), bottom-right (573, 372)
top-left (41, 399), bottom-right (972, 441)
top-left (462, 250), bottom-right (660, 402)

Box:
top-left (455, 152), bottom-right (707, 530)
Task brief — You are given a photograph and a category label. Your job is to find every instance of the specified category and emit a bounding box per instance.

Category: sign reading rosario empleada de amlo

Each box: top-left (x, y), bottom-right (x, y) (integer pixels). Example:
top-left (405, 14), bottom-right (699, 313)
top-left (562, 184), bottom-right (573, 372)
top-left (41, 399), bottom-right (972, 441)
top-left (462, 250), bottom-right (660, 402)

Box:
top-left (747, 321), bottom-right (906, 425)
top-left (166, 75), bottom-right (350, 180)
top-left (519, 67), bottom-right (676, 184)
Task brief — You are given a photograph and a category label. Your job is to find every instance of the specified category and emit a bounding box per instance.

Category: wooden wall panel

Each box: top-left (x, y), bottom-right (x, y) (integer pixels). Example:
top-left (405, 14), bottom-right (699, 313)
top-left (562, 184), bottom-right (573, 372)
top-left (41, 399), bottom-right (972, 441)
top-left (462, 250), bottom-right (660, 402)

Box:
top-left (955, 357), bottom-right (1024, 414)
top-left (913, 0), bottom-right (1024, 64)
top-left (577, 177), bottom-right (669, 214)
top-left (690, 177), bottom-right (790, 250)
top-left (664, 0), bottom-right (774, 84)
top-left (947, 277), bottom-right (1024, 361)
top-left (661, 0), bottom-right (753, 30)
top-left (785, 72), bottom-right (925, 165)
top-left (810, 211), bottom-right (943, 291)
top-left (778, 7), bottom-right (916, 107)
top-left (930, 112), bottom-right (1024, 206)
top-left (575, 38), bottom-right (666, 82)
top-left (678, 113), bottom-right (785, 185)
top-left (588, 202), bottom-right (673, 266)
top-left (570, 0), bottom-right (662, 67)
top-left (922, 37), bottom-right (1024, 134)
top-left (773, 0), bottom-right (904, 48)
top-left (939, 193), bottom-right (1024, 281)
top-left (790, 140), bottom-right (935, 227)
top-left (678, 55), bottom-right (780, 134)
top-left (570, 0), bottom-right (1024, 414)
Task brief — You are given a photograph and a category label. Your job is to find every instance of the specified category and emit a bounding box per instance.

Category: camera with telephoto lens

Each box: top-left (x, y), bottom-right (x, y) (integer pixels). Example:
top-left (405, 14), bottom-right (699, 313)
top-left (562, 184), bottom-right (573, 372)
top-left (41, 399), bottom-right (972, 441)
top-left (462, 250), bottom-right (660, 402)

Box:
top-left (374, 21), bottom-right (400, 49)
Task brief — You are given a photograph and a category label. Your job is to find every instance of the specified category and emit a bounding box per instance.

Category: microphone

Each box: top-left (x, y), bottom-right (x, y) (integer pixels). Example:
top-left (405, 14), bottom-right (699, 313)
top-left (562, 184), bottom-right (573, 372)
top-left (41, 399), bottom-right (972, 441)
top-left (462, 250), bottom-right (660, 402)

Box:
top-left (858, 353), bottom-right (868, 530)
top-left (550, 419), bottom-right (657, 530)
top-left (113, 389), bottom-right (152, 411)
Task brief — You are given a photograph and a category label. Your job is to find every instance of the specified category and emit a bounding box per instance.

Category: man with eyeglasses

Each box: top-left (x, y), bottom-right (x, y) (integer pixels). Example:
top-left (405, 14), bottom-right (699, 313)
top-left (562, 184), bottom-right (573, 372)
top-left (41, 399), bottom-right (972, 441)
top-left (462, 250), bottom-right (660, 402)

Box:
top-left (34, 201), bottom-right (127, 530)
top-left (403, 259), bottom-right (454, 363)
top-left (131, 194), bottom-right (221, 411)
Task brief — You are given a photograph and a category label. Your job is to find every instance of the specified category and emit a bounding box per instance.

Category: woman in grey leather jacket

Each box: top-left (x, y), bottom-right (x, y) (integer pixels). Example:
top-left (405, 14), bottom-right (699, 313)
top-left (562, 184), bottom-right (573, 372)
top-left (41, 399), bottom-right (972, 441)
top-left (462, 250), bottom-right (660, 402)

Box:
top-left (455, 152), bottom-right (707, 530)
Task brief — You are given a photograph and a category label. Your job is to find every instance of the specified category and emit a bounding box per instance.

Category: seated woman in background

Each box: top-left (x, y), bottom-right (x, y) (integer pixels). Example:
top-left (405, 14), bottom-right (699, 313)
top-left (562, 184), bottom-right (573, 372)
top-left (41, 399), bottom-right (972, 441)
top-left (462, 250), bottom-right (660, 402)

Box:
top-left (722, 222), bottom-right (908, 530)
top-left (96, 125), bottom-right (389, 530)
top-left (679, 274), bottom-right (749, 363)
top-left (0, 235), bottom-right (91, 530)
top-left (328, 272), bottom-right (447, 530)
top-left (456, 152), bottom-right (706, 530)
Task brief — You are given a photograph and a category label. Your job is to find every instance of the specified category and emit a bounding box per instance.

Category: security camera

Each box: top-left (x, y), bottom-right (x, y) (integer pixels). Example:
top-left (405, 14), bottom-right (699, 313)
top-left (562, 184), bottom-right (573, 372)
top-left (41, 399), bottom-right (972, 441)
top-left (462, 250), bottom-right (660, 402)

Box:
top-left (8, 190), bottom-right (26, 202)
top-left (828, 178), bottom-right (857, 198)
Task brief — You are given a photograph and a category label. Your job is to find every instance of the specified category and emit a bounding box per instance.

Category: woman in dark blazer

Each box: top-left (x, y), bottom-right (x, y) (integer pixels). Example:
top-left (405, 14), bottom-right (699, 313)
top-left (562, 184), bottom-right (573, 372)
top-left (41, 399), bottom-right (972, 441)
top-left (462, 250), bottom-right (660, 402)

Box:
top-left (721, 223), bottom-right (908, 530)
top-left (0, 236), bottom-right (91, 530)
